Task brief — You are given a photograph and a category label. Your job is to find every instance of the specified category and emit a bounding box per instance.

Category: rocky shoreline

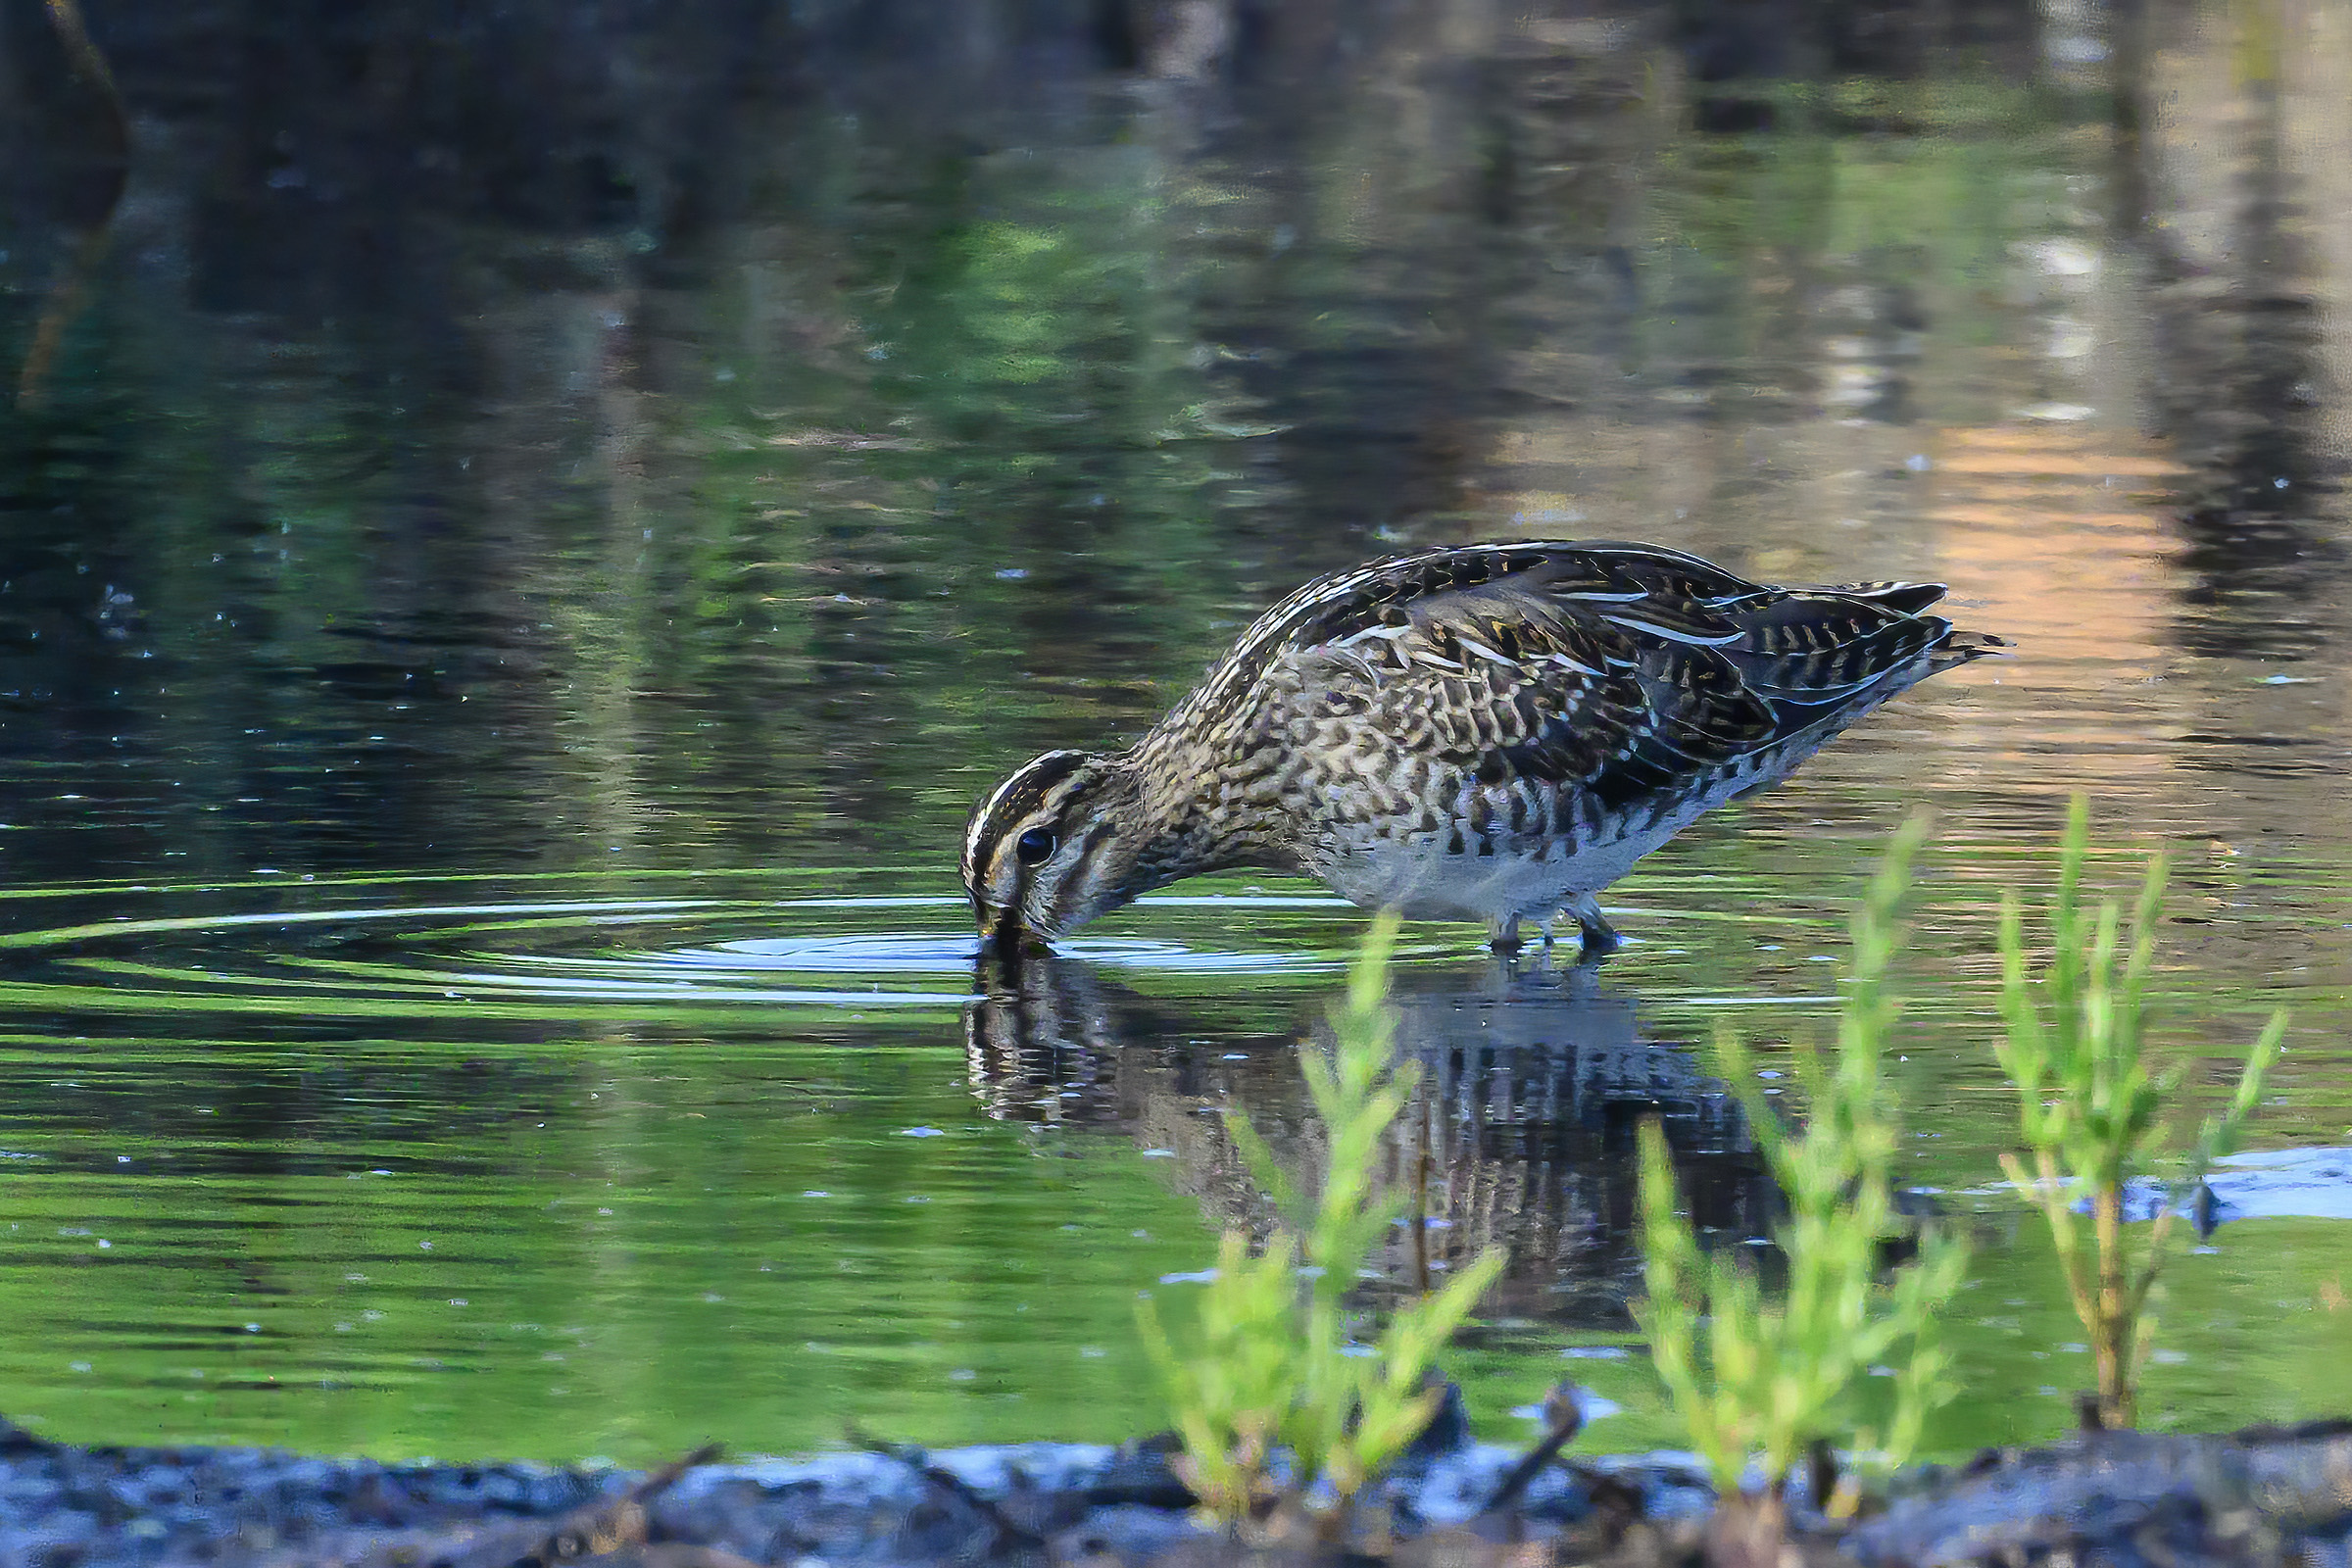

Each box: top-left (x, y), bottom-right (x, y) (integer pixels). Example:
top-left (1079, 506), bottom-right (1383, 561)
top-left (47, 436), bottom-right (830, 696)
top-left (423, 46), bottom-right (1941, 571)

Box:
top-left (6, 1415), bottom-right (2351, 1568)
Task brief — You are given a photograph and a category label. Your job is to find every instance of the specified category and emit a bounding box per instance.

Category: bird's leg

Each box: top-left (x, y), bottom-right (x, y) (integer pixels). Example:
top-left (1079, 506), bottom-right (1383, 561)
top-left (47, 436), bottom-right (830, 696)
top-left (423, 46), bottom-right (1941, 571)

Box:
top-left (1566, 895), bottom-right (1621, 958)
top-left (1507, 911), bottom-right (1559, 971)
top-left (1487, 912), bottom-right (1523, 955)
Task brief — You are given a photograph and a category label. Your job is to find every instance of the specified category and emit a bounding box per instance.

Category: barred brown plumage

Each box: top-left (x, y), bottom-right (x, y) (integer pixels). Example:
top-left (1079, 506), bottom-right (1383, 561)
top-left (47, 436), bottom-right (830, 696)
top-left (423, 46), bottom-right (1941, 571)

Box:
top-left (965, 539), bottom-right (2005, 958)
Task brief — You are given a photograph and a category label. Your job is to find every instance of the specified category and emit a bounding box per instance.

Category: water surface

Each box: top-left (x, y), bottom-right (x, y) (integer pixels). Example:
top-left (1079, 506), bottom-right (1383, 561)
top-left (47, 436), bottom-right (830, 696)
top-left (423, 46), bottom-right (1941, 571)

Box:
top-left (1, 0), bottom-right (2348, 1465)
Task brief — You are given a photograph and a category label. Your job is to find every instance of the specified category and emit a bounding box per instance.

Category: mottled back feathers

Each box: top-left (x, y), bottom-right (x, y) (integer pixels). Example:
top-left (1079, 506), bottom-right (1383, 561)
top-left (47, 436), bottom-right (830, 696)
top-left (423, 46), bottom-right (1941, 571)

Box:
top-left (1168, 540), bottom-right (1996, 810)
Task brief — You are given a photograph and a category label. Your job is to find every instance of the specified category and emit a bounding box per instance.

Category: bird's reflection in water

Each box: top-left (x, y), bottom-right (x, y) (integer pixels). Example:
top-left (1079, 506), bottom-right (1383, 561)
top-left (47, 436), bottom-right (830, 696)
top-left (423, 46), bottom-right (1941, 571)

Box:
top-left (966, 954), bottom-right (1774, 1328)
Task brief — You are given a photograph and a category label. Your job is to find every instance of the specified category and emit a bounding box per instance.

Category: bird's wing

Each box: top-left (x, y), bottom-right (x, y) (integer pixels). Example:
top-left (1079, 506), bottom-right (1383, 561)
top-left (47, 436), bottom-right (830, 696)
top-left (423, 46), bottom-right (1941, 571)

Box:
top-left (1238, 541), bottom-right (1962, 804)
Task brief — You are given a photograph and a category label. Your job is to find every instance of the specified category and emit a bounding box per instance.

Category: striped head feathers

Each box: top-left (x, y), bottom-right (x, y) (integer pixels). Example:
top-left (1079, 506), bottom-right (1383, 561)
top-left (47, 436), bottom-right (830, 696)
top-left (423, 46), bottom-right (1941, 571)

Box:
top-left (961, 750), bottom-right (1145, 955)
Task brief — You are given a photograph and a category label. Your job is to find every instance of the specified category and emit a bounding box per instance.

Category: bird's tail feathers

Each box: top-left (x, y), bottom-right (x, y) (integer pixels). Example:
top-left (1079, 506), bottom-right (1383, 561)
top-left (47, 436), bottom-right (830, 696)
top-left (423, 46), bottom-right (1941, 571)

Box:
top-left (1929, 629), bottom-right (2012, 671)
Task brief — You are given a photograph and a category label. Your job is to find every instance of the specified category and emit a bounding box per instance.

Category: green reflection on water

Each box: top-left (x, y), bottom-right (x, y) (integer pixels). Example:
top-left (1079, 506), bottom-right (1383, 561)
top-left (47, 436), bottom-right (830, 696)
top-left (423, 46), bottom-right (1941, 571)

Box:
top-left (0, 1030), bottom-right (1222, 1461)
top-left (0, 850), bottom-right (2343, 1465)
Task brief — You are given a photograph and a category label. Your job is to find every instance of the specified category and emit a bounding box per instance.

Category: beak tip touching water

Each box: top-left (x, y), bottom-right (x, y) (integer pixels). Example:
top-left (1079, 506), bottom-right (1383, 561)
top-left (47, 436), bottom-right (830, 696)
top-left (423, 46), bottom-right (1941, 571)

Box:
top-left (979, 907), bottom-right (1053, 962)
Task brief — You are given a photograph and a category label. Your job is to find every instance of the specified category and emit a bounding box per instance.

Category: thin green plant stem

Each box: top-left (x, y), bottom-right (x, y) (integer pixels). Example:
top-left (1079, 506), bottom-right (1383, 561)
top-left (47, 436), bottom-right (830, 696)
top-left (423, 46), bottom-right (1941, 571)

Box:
top-left (1993, 794), bottom-right (2286, 1429)
top-left (1139, 911), bottom-right (1505, 1538)
top-left (1636, 815), bottom-right (1966, 1502)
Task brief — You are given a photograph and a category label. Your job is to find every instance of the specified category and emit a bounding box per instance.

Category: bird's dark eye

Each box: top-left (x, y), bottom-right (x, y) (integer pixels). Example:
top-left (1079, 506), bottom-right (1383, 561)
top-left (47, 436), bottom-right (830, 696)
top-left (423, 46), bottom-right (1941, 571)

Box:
top-left (1014, 827), bottom-right (1056, 864)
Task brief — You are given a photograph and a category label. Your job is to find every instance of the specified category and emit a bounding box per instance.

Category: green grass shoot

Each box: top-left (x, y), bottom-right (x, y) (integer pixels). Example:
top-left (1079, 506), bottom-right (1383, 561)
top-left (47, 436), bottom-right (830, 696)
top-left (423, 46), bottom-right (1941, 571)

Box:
top-left (1636, 816), bottom-right (1968, 1511)
top-left (1136, 911), bottom-right (1506, 1538)
top-left (1993, 794), bottom-right (2286, 1430)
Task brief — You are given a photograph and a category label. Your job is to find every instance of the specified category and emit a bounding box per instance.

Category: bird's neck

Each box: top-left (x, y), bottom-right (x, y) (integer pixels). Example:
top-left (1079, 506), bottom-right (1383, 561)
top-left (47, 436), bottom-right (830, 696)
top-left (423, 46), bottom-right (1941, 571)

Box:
top-left (1122, 730), bottom-right (1301, 890)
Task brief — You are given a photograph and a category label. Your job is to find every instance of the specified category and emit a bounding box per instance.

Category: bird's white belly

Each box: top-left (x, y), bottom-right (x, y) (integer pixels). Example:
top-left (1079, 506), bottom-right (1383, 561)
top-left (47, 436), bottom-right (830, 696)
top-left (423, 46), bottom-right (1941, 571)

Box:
top-left (1299, 748), bottom-right (1807, 926)
top-left (1311, 812), bottom-right (1690, 924)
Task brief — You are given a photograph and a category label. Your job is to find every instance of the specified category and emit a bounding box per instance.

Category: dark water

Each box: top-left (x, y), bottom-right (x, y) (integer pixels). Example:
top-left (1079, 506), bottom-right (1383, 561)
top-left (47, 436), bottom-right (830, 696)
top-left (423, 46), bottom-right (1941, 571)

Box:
top-left (2, 0), bottom-right (2348, 1463)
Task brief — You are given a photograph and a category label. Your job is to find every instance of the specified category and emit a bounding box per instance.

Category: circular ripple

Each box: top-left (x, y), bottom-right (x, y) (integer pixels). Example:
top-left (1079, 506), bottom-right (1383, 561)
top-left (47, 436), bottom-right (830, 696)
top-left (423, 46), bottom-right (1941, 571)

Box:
top-left (677, 934), bottom-right (984, 971)
top-left (0, 874), bottom-right (1362, 1023)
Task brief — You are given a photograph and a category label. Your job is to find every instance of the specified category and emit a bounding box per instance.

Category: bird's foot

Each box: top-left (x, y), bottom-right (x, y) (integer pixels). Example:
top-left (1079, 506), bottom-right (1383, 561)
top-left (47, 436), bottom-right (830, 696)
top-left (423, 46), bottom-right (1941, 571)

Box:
top-left (1487, 912), bottom-right (1524, 956)
top-left (1567, 895), bottom-right (1621, 961)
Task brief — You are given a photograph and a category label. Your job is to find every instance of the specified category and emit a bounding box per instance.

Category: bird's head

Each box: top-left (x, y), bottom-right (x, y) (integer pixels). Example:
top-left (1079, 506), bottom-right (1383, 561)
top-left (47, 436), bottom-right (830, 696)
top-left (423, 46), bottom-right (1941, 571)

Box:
top-left (961, 750), bottom-right (1147, 957)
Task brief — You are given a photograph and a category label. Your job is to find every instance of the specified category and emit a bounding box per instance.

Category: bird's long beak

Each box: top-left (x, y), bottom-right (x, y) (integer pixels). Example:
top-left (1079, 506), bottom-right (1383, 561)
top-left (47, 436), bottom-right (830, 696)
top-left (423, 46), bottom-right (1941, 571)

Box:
top-left (979, 902), bottom-right (1052, 963)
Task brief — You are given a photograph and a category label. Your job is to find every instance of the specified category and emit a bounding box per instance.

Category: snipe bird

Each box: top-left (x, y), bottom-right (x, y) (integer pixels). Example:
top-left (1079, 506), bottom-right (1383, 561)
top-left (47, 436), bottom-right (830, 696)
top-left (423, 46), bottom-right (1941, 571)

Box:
top-left (964, 540), bottom-right (2001, 957)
